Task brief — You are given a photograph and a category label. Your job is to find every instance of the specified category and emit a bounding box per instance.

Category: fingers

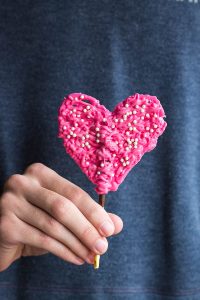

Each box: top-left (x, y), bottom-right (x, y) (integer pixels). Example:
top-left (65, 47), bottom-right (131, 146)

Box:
top-left (23, 185), bottom-right (108, 255)
top-left (15, 198), bottom-right (94, 263)
top-left (15, 216), bottom-right (86, 265)
top-left (108, 213), bottom-right (123, 235)
top-left (25, 163), bottom-right (123, 237)
top-left (1, 164), bottom-right (123, 271)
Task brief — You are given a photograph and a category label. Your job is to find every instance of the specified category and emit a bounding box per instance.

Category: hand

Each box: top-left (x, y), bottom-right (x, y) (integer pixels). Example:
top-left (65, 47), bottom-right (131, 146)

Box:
top-left (0, 163), bottom-right (123, 271)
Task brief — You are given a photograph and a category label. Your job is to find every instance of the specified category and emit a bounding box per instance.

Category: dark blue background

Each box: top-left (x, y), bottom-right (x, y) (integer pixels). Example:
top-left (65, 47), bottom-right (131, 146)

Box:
top-left (0, 0), bottom-right (200, 299)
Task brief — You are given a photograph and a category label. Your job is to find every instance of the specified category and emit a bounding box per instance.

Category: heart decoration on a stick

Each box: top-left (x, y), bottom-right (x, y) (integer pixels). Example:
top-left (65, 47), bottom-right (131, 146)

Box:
top-left (58, 93), bottom-right (167, 194)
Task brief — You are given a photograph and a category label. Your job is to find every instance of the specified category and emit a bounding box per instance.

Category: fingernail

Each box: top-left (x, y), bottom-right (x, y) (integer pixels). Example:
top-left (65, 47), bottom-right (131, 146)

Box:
top-left (94, 239), bottom-right (107, 253)
top-left (99, 221), bottom-right (114, 236)
top-left (75, 257), bottom-right (85, 265)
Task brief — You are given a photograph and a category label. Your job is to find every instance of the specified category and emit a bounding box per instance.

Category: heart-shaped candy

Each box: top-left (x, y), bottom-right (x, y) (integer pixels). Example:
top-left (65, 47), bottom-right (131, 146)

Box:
top-left (58, 93), bottom-right (167, 194)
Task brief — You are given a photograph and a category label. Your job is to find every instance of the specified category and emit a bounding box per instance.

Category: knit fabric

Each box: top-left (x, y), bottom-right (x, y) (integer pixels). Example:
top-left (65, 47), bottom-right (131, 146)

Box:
top-left (58, 92), bottom-right (167, 194)
top-left (1, 1), bottom-right (200, 299)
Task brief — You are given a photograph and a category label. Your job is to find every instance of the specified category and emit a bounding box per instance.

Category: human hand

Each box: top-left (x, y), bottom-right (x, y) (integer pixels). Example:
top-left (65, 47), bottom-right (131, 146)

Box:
top-left (0, 163), bottom-right (123, 271)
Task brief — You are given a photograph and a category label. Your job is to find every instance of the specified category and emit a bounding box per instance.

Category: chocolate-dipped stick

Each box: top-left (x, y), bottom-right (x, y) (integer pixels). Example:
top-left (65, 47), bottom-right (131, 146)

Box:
top-left (94, 194), bottom-right (106, 269)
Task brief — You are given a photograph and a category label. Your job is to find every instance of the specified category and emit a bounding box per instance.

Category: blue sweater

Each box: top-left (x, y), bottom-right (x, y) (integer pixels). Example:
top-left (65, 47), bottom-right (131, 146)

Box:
top-left (0, 1), bottom-right (200, 299)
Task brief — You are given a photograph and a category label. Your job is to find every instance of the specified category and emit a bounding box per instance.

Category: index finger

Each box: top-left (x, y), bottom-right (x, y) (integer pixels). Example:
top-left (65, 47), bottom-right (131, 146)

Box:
top-left (25, 163), bottom-right (116, 236)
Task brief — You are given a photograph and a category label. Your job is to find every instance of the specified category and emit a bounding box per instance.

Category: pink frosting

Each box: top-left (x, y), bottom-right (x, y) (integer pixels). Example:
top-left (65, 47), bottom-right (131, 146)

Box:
top-left (58, 93), bottom-right (167, 194)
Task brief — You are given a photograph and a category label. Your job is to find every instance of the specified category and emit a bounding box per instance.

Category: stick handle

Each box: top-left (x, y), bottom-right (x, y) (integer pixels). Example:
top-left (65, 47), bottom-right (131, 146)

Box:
top-left (94, 194), bottom-right (106, 269)
top-left (98, 194), bottom-right (106, 207)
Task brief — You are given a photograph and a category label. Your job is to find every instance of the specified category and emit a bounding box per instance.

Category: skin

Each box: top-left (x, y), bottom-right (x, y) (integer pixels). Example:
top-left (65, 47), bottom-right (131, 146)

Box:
top-left (0, 163), bottom-right (123, 272)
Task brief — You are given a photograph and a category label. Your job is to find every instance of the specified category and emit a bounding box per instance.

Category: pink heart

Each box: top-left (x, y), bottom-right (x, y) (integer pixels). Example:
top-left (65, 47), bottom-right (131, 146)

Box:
top-left (58, 93), bottom-right (167, 194)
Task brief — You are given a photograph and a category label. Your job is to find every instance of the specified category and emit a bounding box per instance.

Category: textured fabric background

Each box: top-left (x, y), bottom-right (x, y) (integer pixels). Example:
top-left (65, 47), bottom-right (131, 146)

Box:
top-left (0, 0), bottom-right (200, 299)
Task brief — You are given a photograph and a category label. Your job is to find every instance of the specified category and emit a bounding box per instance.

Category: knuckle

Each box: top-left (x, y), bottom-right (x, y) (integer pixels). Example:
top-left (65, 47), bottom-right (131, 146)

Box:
top-left (87, 206), bottom-right (101, 221)
top-left (71, 186), bottom-right (88, 203)
top-left (4, 174), bottom-right (26, 192)
top-left (81, 225), bottom-right (95, 242)
top-left (25, 163), bottom-right (46, 177)
top-left (45, 216), bottom-right (58, 232)
top-left (0, 192), bottom-right (14, 212)
top-left (0, 192), bottom-right (23, 217)
top-left (38, 232), bottom-right (51, 248)
top-left (51, 198), bottom-right (69, 219)
top-left (87, 205), bottom-right (107, 227)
